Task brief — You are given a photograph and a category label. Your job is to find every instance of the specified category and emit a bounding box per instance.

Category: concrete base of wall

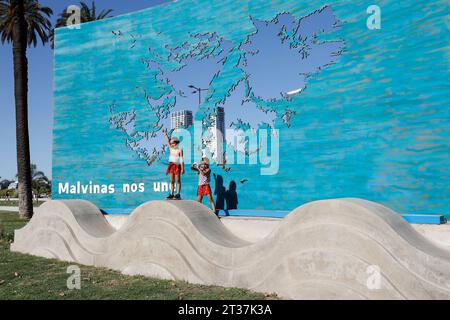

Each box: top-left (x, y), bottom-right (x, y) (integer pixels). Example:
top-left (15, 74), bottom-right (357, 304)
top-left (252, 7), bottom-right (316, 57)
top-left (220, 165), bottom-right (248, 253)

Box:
top-left (11, 198), bottom-right (450, 299)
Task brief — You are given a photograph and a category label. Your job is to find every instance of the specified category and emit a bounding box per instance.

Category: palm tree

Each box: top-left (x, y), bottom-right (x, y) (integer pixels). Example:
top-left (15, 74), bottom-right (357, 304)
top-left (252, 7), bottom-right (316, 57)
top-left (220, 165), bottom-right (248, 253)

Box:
top-left (15, 164), bottom-right (50, 203)
top-left (50, 1), bottom-right (112, 48)
top-left (0, 0), bottom-right (53, 219)
top-left (30, 164), bottom-right (49, 202)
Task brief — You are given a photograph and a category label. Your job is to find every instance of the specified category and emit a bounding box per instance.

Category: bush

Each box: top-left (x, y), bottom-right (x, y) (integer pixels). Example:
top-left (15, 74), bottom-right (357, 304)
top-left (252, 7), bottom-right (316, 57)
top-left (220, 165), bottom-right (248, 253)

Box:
top-left (0, 189), bottom-right (14, 200)
top-left (5, 189), bottom-right (10, 196)
top-left (5, 232), bottom-right (14, 242)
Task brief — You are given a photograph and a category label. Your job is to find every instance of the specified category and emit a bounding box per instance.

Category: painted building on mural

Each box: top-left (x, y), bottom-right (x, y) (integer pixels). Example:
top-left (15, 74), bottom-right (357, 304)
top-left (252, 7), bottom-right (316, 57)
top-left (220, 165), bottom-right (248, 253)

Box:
top-left (52, 0), bottom-right (449, 216)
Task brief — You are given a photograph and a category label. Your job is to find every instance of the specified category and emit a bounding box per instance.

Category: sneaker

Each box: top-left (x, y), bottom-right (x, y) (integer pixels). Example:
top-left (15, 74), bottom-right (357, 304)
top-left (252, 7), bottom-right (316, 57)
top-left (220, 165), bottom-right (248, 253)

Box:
top-left (174, 193), bottom-right (181, 200)
top-left (166, 194), bottom-right (174, 200)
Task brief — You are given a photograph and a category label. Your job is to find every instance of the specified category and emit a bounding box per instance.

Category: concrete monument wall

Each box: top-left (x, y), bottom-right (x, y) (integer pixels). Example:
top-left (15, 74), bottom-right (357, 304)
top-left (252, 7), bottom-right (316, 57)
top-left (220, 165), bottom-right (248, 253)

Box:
top-left (52, 0), bottom-right (450, 216)
top-left (11, 199), bottom-right (450, 299)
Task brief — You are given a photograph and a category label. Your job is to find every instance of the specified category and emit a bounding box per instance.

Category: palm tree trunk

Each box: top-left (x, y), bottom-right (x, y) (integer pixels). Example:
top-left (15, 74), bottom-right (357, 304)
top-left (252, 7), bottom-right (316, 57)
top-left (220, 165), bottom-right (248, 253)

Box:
top-left (12, 0), bottom-right (33, 219)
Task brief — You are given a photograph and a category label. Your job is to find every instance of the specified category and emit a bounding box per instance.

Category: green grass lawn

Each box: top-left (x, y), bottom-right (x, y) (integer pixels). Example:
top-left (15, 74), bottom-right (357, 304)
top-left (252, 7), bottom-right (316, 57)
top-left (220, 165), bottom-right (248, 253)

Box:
top-left (0, 200), bottom-right (45, 207)
top-left (0, 211), bottom-right (275, 300)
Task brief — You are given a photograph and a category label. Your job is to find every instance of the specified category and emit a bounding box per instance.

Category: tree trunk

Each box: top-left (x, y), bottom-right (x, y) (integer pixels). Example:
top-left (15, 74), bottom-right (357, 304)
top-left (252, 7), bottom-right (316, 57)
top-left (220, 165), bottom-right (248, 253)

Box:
top-left (12, 0), bottom-right (33, 219)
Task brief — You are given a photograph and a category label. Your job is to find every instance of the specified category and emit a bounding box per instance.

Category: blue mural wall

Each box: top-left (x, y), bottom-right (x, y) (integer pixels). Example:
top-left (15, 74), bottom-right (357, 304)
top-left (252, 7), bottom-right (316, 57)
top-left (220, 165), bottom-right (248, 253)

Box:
top-left (53, 0), bottom-right (449, 215)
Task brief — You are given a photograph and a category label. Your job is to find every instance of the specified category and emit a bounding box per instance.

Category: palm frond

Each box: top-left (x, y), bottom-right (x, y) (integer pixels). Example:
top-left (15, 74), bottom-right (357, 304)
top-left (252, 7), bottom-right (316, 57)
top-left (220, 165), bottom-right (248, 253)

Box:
top-left (91, 1), bottom-right (96, 19)
top-left (97, 9), bottom-right (113, 20)
top-left (0, 0), bottom-right (53, 47)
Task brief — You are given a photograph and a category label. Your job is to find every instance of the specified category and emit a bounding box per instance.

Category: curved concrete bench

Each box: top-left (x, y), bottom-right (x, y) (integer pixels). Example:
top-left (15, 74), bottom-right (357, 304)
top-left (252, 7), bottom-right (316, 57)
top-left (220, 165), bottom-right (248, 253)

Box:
top-left (11, 200), bottom-right (114, 265)
top-left (11, 198), bottom-right (450, 299)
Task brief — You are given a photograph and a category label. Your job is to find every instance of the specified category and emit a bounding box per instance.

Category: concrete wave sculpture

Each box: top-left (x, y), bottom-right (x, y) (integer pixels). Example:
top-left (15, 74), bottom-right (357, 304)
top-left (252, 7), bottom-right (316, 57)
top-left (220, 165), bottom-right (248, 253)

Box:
top-left (11, 198), bottom-right (450, 299)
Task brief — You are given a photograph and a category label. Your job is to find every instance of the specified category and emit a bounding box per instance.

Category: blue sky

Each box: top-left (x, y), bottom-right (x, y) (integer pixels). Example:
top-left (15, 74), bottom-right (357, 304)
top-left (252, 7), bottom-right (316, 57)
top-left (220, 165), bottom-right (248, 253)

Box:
top-left (0, 0), bottom-right (170, 180)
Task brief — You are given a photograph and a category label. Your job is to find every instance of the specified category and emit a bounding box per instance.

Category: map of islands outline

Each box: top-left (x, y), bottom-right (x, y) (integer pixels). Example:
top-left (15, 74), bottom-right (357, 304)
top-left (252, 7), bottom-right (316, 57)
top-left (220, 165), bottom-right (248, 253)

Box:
top-left (108, 5), bottom-right (345, 168)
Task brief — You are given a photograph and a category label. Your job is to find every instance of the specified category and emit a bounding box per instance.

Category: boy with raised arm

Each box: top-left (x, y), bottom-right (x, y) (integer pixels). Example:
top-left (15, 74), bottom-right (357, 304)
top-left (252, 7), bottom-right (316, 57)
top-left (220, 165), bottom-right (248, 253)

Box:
top-left (191, 157), bottom-right (216, 214)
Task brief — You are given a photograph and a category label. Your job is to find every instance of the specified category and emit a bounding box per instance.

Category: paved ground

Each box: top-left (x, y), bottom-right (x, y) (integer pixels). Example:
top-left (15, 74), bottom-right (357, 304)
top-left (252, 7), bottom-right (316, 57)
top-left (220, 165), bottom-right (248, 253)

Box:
top-left (0, 206), bottom-right (18, 212)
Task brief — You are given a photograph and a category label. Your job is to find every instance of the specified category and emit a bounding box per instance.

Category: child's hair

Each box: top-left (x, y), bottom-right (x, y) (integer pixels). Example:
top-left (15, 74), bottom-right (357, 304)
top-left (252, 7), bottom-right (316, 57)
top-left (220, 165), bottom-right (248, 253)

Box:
top-left (170, 137), bottom-right (180, 144)
top-left (202, 157), bottom-right (210, 165)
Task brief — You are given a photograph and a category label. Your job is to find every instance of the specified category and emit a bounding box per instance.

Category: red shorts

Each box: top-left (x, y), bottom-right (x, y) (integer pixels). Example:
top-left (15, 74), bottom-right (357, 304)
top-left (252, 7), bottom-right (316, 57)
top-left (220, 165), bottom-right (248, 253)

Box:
top-left (166, 163), bottom-right (182, 175)
top-left (197, 184), bottom-right (212, 196)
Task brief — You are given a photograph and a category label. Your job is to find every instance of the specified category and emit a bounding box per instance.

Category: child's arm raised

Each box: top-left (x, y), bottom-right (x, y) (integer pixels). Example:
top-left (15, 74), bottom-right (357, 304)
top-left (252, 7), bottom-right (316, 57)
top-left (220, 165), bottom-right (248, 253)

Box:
top-left (191, 163), bottom-right (199, 172)
top-left (162, 128), bottom-right (170, 144)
